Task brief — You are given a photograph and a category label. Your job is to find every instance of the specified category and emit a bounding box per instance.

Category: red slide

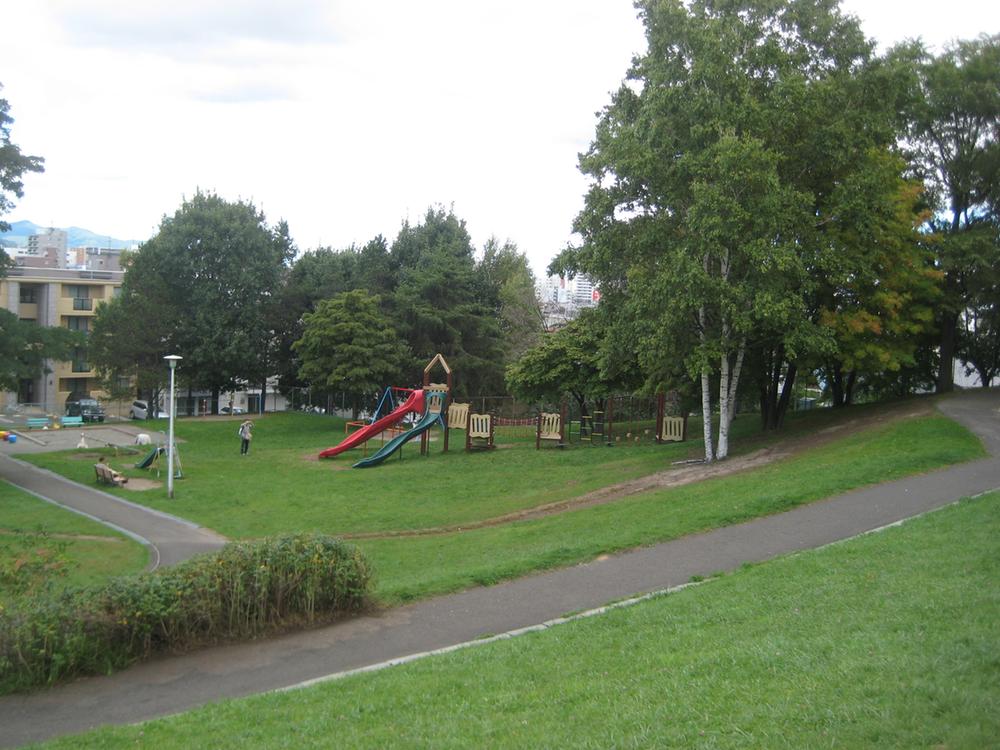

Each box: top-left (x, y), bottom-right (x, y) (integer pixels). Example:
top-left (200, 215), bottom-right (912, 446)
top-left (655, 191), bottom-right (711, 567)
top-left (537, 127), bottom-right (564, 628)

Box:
top-left (318, 390), bottom-right (425, 459)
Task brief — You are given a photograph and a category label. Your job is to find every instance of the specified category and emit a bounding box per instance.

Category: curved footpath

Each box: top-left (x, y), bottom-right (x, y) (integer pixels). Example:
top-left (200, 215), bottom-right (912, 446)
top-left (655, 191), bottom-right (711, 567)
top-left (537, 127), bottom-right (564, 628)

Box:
top-left (1, 392), bottom-right (998, 747)
top-left (0, 454), bottom-right (226, 570)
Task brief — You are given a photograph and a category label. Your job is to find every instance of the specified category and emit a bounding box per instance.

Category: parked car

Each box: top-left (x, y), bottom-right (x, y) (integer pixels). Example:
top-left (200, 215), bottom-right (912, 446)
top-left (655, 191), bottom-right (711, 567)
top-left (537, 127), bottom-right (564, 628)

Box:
top-left (129, 400), bottom-right (167, 419)
top-left (220, 406), bottom-right (246, 415)
top-left (65, 396), bottom-right (106, 423)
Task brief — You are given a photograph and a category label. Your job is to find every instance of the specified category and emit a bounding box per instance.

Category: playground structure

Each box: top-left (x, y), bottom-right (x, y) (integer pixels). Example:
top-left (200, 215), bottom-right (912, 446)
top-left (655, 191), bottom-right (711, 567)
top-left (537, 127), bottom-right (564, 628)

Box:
top-left (315, 357), bottom-right (688, 463)
top-left (135, 442), bottom-right (183, 478)
top-left (318, 354), bottom-right (456, 468)
top-left (537, 393), bottom-right (687, 449)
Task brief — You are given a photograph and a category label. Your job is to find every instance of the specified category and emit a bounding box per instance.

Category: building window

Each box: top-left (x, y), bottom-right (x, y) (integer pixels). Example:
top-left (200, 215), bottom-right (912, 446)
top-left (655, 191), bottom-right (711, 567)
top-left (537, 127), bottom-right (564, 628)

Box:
top-left (19, 287), bottom-right (37, 304)
top-left (71, 349), bottom-right (90, 373)
top-left (66, 316), bottom-right (90, 333)
top-left (73, 297), bottom-right (93, 311)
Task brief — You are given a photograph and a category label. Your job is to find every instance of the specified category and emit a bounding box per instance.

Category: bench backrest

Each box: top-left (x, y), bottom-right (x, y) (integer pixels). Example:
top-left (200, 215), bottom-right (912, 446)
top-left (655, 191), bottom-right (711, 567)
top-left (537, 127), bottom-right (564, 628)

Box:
top-left (538, 412), bottom-right (562, 440)
top-left (468, 413), bottom-right (492, 439)
top-left (62, 416), bottom-right (83, 426)
top-left (447, 402), bottom-right (469, 430)
top-left (26, 417), bottom-right (50, 428)
top-left (660, 416), bottom-right (685, 442)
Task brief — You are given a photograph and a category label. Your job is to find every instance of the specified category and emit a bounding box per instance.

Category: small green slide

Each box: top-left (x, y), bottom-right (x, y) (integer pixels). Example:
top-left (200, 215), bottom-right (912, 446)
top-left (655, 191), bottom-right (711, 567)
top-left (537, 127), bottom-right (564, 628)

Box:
top-left (135, 446), bottom-right (163, 469)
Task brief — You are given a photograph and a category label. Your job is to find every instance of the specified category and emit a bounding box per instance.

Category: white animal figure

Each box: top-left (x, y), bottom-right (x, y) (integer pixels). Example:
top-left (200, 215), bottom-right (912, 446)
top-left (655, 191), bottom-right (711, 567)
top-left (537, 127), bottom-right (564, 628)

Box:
top-left (77, 433), bottom-right (88, 449)
top-left (135, 433), bottom-right (151, 446)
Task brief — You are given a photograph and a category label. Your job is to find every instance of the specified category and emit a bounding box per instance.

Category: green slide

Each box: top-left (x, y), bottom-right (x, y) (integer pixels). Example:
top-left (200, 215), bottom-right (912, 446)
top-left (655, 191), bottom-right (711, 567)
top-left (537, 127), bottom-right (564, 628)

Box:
top-left (352, 411), bottom-right (443, 468)
top-left (135, 445), bottom-right (163, 469)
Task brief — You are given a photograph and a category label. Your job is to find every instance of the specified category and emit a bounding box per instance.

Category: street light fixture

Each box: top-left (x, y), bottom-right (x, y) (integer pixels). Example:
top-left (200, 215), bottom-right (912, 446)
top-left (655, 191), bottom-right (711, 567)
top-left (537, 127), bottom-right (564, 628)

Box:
top-left (164, 355), bottom-right (182, 499)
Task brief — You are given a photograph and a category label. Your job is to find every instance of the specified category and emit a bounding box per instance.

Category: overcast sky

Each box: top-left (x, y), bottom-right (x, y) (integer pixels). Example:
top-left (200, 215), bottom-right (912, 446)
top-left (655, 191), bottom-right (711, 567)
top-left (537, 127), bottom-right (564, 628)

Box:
top-left (3, 1), bottom-right (997, 276)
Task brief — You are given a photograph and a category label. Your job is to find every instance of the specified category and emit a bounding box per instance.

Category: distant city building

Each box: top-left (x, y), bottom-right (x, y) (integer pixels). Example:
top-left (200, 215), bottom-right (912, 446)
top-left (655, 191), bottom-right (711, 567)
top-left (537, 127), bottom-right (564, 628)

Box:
top-left (71, 246), bottom-right (125, 273)
top-left (25, 228), bottom-right (68, 269)
top-left (536, 273), bottom-right (600, 330)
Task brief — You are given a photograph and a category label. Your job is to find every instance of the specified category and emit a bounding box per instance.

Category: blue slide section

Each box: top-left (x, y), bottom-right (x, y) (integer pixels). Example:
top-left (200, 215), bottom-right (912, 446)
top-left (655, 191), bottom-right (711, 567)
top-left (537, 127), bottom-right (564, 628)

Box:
top-left (352, 411), bottom-right (444, 468)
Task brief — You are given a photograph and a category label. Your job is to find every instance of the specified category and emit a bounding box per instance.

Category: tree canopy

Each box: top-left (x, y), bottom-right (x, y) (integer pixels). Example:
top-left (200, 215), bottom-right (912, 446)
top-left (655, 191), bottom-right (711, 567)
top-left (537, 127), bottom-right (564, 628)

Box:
top-left (93, 192), bottom-right (293, 410)
top-left (904, 34), bottom-right (1000, 391)
top-left (553, 0), bottom-right (926, 459)
top-left (292, 289), bottom-right (410, 418)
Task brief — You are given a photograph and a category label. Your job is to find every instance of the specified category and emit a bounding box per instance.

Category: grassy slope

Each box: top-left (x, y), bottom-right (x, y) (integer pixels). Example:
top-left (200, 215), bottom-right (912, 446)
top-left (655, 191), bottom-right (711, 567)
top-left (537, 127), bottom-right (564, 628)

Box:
top-left (37, 491), bottom-right (1000, 749)
top-left (362, 414), bottom-right (982, 601)
top-left (0, 481), bottom-right (148, 593)
top-left (19, 409), bottom-right (985, 604)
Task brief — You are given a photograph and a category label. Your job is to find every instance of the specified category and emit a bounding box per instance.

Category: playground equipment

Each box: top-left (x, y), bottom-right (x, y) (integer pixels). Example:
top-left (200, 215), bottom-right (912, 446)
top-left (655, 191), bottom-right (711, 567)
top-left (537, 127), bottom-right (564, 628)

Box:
top-left (318, 354), bottom-right (456, 467)
top-left (536, 407), bottom-right (566, 449)
top-left (466, 412), bottom-right (495, 451)
top-left (447, 402), bottom-right (469, 431)
top-left (352, 390), bottom-right (447, 468)
top-left (135, 442), bottom-right (183, 477)
top-left (319, 389), bottom-right (425, 459)
top-left (546, 393), bottom-right (688, 448)
top-left (420, 353), bottom-right (452, 456)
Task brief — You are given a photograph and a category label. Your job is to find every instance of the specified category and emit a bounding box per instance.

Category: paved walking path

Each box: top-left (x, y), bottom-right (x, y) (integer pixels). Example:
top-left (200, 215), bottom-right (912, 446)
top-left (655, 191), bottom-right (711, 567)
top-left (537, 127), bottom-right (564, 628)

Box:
top-left (0, 422), bottom-right (225, 568)
top-left (1, 392), bottom-right (998, 748)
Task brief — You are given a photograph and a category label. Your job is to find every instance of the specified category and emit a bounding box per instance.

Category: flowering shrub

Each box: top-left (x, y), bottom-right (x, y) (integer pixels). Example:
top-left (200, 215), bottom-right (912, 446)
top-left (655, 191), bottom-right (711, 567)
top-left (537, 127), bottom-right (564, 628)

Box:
top-left (0, 534), bottom-right (372, 694)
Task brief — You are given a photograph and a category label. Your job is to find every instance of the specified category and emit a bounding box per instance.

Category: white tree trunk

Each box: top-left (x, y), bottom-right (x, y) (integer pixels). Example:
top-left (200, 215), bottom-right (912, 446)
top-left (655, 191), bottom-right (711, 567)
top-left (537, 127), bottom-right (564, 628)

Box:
top-left (701, 368), bottom-right (714, 463)
top-left (698, 295), bottom-right (714, 463)
top-left (717, 341), bottom-right (746, 460)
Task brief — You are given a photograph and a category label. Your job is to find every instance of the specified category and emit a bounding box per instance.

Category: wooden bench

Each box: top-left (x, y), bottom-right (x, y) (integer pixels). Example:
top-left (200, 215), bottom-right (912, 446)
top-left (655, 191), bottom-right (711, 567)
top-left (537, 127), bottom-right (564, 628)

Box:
top-left (536, 411), bottom-right (565, 449)
top-left (26, 417), bottom-right (51, 430)
top-left (466, 413), bottom-right (495, 451)
top-left (94, 462), bottom-right (128, 487)
top-left (61, 416), bottom-right (84, 428)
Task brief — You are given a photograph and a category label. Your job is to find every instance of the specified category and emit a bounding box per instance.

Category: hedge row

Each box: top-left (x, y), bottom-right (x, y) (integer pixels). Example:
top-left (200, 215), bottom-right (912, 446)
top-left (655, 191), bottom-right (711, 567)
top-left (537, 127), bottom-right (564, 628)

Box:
top-left (0, 533), bottom-right (373, 694)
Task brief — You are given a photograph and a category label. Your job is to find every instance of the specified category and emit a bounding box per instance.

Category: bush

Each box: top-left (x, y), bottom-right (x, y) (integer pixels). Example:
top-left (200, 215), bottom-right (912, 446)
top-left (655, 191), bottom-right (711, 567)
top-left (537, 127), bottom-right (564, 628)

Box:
top-left (0, 534), bottom-right (373, 694)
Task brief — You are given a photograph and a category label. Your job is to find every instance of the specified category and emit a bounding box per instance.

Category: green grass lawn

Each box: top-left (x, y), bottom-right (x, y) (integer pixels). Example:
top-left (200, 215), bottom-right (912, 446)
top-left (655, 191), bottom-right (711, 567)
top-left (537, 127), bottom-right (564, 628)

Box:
top-left (35, 490), bottom-right (1000, 749)
top-left (0, 480), bottom-right (148, 598)
top-left (19, 405), bottom-right (985, 605)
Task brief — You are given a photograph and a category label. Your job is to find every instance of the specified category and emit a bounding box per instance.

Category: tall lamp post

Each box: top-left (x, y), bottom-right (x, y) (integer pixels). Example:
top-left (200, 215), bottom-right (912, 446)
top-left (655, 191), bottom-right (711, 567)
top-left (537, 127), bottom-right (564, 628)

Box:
top-left (164, 355), bottom-right (182, 499)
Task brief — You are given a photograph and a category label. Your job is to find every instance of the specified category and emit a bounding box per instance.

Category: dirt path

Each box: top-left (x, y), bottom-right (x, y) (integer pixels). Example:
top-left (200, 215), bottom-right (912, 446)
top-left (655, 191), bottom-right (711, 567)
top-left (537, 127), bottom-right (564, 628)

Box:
top-left (343, 400), bottom-right (936, 540)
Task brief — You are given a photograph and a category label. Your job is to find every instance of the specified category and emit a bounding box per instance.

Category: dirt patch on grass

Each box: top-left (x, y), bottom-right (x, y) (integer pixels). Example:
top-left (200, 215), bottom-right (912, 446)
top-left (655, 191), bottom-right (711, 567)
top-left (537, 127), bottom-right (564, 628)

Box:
top-left (123, 478), bottom-right (162, 491)
top-left (343, 400), bottom-right (936, 540)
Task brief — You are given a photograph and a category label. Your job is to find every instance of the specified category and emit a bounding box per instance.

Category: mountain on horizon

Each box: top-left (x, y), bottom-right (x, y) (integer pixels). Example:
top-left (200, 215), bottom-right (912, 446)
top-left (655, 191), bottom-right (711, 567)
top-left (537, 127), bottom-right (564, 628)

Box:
top-left (0, 220), bottom-right (143, 250)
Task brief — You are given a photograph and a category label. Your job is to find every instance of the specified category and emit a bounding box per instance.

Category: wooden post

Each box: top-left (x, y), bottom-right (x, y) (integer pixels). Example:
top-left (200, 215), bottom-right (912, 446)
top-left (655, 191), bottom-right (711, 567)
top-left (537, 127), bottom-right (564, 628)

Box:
top-left (605, 397), bottom-right (614, 446)
top-left (655, 392), bottom-right (665, 444)
top-left (536, 411), bottom-right (542, 450)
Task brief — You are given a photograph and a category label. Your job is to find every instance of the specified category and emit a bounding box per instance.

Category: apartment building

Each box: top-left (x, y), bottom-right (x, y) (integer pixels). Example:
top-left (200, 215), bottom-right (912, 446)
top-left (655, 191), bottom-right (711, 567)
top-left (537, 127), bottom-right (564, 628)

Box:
top-left (0, 263), bottom-right (122, 411)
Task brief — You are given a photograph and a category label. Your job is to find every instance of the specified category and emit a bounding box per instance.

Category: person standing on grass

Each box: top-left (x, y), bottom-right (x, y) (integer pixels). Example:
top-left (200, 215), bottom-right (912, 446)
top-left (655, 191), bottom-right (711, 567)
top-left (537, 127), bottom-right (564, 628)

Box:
top-left (238, 419), bottom-right (254, 455)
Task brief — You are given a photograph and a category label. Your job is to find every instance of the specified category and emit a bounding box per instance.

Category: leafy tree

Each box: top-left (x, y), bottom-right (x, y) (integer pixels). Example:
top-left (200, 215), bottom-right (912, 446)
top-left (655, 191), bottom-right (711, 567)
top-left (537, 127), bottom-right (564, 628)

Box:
top-left (506, 309), bottom-right (638, 422)
top-left (904, 34), bottom-right (1000, 392)
top-left (292, 290), bottom-right (409, 418)
top-left (814, 162), bottom-right (942, 407)
top-left (273, 243), bottom-right (371, 395)
top-left (478, 237), bottom-right (543, 363)
top-left (0, 84), bottom-right (43, 236)
top-left (958, 275), bottom-right (1000, 387)
top-left (390, 207), bottom-right (505, 396)
top-left (0, 309), bottom-right (80, 392)
top-left (89, 291), bottom-right (169, 416)
top-left (557, 0), bottom-right (916, 457)
top-left (115, 192), bottom-right (294, 412)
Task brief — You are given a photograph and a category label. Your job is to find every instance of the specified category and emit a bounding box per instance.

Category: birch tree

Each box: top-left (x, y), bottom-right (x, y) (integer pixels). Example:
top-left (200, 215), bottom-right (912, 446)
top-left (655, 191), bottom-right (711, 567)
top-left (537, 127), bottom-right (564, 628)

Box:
top-left (556, 0), bottom-right (908, 460)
